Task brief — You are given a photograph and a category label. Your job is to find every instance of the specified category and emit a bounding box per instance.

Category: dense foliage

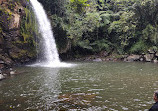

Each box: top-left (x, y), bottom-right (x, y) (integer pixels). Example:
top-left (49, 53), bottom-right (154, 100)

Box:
top-left (39, 0), bottom-right (158, 57)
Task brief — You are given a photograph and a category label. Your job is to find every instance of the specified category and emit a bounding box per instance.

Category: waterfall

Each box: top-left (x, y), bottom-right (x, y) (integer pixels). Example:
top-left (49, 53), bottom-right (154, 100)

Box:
top-left (30, 0), bottom-right (73, 67)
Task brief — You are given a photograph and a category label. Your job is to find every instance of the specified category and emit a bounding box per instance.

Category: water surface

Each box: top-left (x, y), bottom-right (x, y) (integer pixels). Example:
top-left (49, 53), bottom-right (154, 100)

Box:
top-left (0, 62), bottom-right (158, 111)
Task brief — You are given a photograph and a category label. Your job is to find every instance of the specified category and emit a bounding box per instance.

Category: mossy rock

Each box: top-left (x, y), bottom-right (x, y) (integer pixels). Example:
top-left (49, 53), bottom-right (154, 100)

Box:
top-left (9, 49), bottom-right (27, 59)
top-left (28, 50), bottom-right (36, 58)
top-left (0, 54), bottom-right (13, 65)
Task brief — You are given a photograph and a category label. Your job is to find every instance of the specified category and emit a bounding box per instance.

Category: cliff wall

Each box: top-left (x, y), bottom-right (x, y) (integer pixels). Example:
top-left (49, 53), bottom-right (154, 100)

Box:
top-left (0, 0), bottom-right (37, 71)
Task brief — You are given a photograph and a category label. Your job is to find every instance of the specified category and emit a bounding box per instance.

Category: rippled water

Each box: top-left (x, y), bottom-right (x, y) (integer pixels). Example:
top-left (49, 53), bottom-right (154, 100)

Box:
top-left (0, 62), bottom-right (158, 111)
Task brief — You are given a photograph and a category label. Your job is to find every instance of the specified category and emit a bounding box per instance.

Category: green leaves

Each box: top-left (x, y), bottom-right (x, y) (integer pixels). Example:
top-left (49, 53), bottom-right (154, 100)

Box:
top-left (70, 0), bottom-right (88, 3)
top-left (78, 40), bottom-right (93, 50)
top-left (100, 13), bottom-right (111, 25)
top-left (130, 40), bottom-right (147, 54)
top-left (69, 0), bottom-right (90, 13)
top-left (142, 24), bottom-right (158, 44)
top-left (77, 39), bottom-right (114, 52)
top-left (90, 39), bottom-right (113, 52)
top-left (49, 0), bottom-right (158, 55)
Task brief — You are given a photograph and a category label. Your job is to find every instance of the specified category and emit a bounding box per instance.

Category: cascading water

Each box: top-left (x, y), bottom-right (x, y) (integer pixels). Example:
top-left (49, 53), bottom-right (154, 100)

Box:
top-left (30, 0), bottom-right (73, 67)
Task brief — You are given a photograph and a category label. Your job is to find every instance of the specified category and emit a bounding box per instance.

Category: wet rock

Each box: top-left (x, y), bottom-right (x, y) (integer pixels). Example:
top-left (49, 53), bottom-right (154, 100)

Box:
top-left (0, 74), bottom-right (5, 80)
top-left (93, 58), bottom-right (102, 62)
top-left (144, 54), bottom-right (154, 62)
top-left (10, 68), bottom-right (15, 75)
top-left (0, 58), bottom-right (11, 70)
top-left (57, 93), bottom-right (96, 108)
top-left (155, 52), bottom-right (158, 57)
top-left (125, 55), bottom-right (140, 62)
top-left (106, 58), bottom-right (113, 61)
top-left (148, 49), bottom-right (155, 54)
top-left (140, 57), bottom-right (144, 62)
top-left (153, 59), bottom-right (158, 63)
top-left (10, 71), bottom-right (15, 75)
top-left (0, 55), bottom-right (13, 66)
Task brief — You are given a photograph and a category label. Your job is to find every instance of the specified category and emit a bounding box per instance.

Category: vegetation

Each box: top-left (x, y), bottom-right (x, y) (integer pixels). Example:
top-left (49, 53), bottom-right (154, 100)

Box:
top-left (20, 7), bottom-right (36, 45)
top-left (29, 0), bottom-right (158, 57)
top-left (0, 0), bottom-right (37, 64)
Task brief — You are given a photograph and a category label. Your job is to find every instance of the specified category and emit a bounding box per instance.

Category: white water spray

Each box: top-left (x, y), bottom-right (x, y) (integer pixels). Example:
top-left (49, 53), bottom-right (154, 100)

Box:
top-left (30, 0), bottom-right (74, 67)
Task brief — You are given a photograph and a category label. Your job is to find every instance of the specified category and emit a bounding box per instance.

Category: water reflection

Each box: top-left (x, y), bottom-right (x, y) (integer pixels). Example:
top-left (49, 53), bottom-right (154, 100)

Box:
top-left (0, 67), bottom-right (61, 110)
top-left (25, 67), bottom-right (62, 110)
top-left (0, 62), bottom-right (158, 110)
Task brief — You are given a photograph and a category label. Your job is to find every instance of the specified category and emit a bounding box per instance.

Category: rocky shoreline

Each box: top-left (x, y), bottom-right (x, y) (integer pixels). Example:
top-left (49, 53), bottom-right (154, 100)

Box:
top-left (0, 67), bottom-right (17, 81)
top-left (0, 0), bottom-right (37, 81)
top-left (73, 49), bottom-right (158, 63)
top-left (1, 49), bottom-right (158, 81)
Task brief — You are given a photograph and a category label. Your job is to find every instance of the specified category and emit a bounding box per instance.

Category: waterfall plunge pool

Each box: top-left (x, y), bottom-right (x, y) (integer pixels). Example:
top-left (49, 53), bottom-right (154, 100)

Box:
top-left (0, 61), bottom-right (157, 110)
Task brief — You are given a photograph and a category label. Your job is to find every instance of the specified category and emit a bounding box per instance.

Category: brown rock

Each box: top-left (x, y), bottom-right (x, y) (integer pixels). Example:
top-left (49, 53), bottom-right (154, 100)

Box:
top-left (153, 59), bottom-right (158, 63)
top-left (148, 49), bottom-right (155, 54)
top-left (155, 53), bottom-right (158, 57)
top-left (144, 54), bottom-right (154, 62)
top-left (125, 55), bottom-right (140, 62)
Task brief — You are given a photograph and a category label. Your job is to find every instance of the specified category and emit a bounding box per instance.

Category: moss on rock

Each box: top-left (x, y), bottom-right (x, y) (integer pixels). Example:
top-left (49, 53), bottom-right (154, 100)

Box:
top-left (0, 0), bottom-right (38, 67)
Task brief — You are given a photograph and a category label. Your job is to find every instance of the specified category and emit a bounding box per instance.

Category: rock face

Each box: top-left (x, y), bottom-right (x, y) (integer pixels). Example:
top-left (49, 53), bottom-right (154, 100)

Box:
top-left (0, 0), bottom-right (37, 71)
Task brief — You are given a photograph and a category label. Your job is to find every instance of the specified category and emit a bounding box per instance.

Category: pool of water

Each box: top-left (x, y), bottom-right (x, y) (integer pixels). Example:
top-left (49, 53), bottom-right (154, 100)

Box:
top-left (0, 62), bottom-right (158, 111)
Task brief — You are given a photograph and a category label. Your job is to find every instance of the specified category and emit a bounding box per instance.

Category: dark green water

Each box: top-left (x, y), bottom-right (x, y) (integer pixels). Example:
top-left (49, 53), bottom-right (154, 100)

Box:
top-left (0, 62), bottom-right (158, 111)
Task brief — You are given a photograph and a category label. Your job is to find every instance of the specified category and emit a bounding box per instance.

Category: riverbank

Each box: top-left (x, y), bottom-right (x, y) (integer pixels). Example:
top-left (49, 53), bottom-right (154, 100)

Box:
top-left (0, 67), bottom-right (17, 81)
top-left (0, 0), bottom-right (37, 81)
top-left (69, 49), bottom-right (158, 63)
top-left (1, 49), bottom-right (158, 81)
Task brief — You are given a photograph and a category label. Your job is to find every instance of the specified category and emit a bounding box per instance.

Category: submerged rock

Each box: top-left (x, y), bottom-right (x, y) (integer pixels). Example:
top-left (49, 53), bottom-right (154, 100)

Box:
top-left (56, 93), bottom-right (96, 109)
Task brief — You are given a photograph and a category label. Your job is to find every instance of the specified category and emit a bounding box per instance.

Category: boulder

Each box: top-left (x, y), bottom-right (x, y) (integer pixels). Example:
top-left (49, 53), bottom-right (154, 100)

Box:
top-left (144, 54), bottom-right (154, 62)
top-left (140, 57), bottom-right (144, 62)
top-left (153, 59), bottom-right (158, 63)
top-left (10, 71), bottom-right (15, 75)
top-left (93, 58), bottom-right (102, 62)
top-left (155, 52), bottom-right (158, 57)
top-left (0, 74), bottom-right (5, 80)
top-left (148, 49), bottom-right (156, 54)
top-left (125, 55), bottom-right (140, 62)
